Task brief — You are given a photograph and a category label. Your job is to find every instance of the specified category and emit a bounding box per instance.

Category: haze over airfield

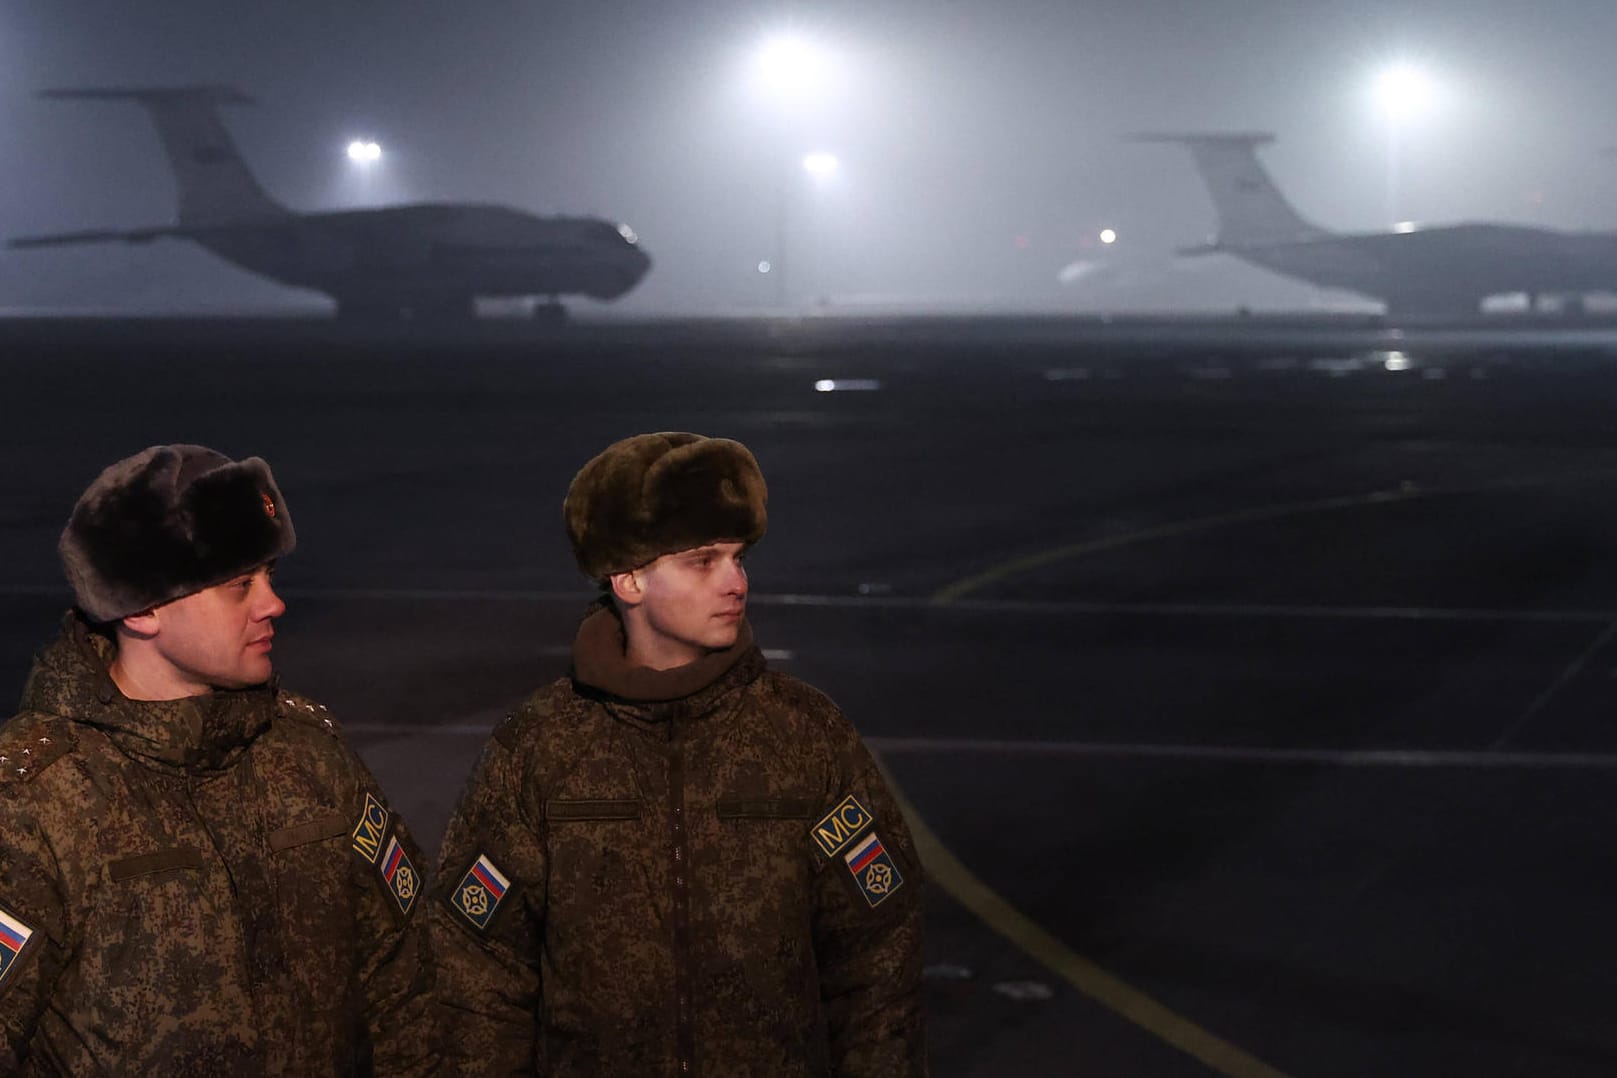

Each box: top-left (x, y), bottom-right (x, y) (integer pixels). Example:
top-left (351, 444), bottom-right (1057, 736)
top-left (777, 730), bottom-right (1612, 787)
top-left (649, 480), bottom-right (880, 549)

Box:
top-left (3, 1), bottom-right (1615, 314)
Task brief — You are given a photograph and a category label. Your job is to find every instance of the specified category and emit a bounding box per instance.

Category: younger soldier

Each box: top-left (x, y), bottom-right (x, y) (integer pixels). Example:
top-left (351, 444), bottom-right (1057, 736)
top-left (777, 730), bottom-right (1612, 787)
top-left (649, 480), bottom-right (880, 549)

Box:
top-left (0, 445), bottom-right (436, 1074)
top-left (434, 432), bottom-right (926, 1075)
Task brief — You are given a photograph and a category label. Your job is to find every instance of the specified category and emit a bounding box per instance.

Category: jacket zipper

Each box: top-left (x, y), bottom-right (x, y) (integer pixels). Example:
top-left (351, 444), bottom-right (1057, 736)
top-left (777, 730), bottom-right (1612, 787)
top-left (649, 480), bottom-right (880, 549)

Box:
top-left (669, 744), bottom-right (695, 1075)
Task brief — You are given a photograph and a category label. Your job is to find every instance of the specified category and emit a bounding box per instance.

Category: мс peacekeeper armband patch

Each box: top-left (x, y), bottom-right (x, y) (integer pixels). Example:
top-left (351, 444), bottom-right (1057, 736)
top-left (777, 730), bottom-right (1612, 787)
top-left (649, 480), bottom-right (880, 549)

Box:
top-left (351, 792), bottom-right (389, 864)
top-left (0, 905), bottom-right (36, 989)
top-left (449, 854), bottom-right (512, 932)
top-left (811, 794), bottom-right (872, 859)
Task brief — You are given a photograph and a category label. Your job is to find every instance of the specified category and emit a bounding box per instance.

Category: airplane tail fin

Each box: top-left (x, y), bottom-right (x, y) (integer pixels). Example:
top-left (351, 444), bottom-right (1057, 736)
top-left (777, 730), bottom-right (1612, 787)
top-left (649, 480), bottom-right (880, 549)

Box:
top-left (41, 86), bottom-right (287, 225)
top-left (1125, 132), bottom-right (1329, 246)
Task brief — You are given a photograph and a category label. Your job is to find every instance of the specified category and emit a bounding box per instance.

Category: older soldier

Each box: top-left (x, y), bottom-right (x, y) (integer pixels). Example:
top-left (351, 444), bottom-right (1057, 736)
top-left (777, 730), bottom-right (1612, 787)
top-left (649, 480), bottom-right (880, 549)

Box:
top-left (0, 445), bottom-right (436, 1074)
top-left (434, 432), bottom-right (926, 1075)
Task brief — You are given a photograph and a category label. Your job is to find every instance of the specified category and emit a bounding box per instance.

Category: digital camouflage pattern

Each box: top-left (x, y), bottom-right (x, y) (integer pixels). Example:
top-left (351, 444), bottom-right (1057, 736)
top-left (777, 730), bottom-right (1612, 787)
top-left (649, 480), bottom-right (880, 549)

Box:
top-left (433, 607), bottom-right (926, 1076)
top-left (0, 614), bottom-right (438, 1074)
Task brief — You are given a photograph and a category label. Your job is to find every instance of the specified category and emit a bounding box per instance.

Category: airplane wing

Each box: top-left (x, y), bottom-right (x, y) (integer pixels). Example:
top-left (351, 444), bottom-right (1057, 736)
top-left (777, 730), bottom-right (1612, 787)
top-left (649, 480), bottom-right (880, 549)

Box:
top-left (9, 226), bottom-right (183, 248)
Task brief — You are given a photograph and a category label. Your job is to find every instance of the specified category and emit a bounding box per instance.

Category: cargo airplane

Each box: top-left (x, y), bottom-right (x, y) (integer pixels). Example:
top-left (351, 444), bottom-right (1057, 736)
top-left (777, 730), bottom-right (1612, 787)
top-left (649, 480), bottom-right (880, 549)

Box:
top-left (10, 86), bottom-right (651, 320)
top-left (1130, 132), bottom-right (1617, 318)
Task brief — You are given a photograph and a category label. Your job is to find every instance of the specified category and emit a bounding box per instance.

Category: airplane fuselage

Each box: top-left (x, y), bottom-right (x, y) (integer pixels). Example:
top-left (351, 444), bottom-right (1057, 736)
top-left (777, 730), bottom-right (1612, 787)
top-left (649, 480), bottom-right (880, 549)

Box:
top-left (1225, 223), bottom-right (1617, 314)
top-left (194, 203), bottom-right (651, 304)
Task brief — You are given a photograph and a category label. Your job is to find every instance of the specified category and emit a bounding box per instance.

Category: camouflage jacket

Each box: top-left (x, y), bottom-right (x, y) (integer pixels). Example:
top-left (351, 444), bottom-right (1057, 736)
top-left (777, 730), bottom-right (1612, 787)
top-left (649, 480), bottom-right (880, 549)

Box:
top-left (433, 607), bottom-right (926, 1077)
top-left (0, 614), bottom-right (438, 1075)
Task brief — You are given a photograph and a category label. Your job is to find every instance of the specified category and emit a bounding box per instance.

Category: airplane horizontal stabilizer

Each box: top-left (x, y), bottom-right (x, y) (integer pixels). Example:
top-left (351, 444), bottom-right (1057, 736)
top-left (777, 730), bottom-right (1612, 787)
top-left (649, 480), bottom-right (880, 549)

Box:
top-left (1124, 131), bottom-right (1276, 147)
top-left (40, 85), bottom-right (255, 106)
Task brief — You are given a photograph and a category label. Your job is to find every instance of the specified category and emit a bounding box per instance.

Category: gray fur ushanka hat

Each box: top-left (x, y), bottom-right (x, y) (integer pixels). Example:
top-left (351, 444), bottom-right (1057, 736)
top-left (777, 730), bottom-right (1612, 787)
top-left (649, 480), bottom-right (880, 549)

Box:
top-left (60, 444), bottom-right (296, 623)
top-left (564, 432), bottom-right (767, 579)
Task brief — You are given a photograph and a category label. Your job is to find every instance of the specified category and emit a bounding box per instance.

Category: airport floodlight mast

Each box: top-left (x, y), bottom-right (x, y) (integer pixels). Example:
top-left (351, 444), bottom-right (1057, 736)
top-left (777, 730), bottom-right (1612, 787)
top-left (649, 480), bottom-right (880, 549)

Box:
top-left (346, 139), bottom-right (382, 165)
top-left (802, 152), bottom-right (839, 178)
top-left (1372, 62), bottom-right (1440, 225)
top-left (751, 32), bottom-right (840, 309)
top-left (752, 34), bottom-right (835, 103)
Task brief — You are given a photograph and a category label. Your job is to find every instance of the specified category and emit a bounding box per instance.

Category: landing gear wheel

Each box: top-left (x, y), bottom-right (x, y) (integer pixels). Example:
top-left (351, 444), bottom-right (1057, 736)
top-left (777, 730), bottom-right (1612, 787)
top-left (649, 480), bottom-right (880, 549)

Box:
top-left (532, 301), bottom-right (568, 327)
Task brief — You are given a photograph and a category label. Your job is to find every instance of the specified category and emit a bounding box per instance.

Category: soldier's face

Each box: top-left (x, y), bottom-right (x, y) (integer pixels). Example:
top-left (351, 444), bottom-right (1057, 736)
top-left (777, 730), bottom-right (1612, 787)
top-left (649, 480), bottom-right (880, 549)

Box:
top-left (623, 541), bottom-right (749, 667)
top-left (148, 565), bottom-right (286, 692)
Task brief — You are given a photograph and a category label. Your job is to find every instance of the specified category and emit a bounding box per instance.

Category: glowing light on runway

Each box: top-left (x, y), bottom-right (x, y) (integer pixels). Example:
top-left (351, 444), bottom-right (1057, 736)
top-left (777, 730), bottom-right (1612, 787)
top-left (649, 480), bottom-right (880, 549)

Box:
top-left (814, 378), bottom-right (882, 392)
top-left (1099, 228), bottom-right (1117, 244)
top-left (346, 139), bottom-right (382, 164)
top-left (758, 260), bottom-right (773, 273)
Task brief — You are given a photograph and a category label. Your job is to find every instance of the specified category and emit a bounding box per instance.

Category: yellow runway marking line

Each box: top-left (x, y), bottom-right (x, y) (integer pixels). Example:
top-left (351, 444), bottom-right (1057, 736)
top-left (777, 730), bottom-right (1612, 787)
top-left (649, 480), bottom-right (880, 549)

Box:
top-left (875, 754), bottom-right (1291, 1078)
top-left (933, 486), bottom-right (1425, 604)
top-left (932, 468), bottom-right (1617, 605)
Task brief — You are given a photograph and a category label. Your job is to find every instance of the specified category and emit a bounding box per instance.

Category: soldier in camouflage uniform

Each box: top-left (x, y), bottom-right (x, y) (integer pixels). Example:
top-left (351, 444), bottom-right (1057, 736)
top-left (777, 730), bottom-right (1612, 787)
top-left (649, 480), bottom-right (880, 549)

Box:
top-left (433, 432), bottom-right (926, 1075)
top-left (0, 445), bottom-right (437, 1074)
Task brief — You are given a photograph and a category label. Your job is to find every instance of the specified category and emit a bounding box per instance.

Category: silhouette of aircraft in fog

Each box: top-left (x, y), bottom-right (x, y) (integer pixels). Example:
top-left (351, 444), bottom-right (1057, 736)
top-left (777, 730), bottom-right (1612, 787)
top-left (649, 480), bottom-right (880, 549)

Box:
top-left (10, 86), bottom-right (651, 320)
top-left (1130, 132), bottom-right (1617, 318)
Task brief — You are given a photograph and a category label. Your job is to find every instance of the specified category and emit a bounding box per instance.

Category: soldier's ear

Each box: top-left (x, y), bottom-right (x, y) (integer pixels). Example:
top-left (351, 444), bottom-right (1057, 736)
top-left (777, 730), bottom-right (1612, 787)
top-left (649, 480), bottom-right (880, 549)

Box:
top-left (608, 569), bottom-right (644, 608)
top-left (118, 608), bottom-right (161, 639)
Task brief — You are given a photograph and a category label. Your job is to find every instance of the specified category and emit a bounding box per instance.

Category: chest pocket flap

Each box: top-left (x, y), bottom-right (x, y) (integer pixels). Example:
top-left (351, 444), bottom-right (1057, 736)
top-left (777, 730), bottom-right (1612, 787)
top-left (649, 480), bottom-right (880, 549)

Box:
top-left (108, 847), bottom-right (203, 881)
top-left (716, 798), bottom-right (814, 820)
top-left (545, 799), bottom-right (642, 821)
top-left (268, 812), bottom-right (349, 852)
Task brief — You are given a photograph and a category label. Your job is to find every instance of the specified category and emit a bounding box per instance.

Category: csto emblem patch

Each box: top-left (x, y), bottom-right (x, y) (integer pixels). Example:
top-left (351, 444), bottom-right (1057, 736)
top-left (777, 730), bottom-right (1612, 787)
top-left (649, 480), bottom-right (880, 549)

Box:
top-left (351, 792), bottom-right (389, 865)
top-left (0, 906), bottom-right (35, 988)
top-left (843, 831), bottom-right (904, 908)
top-left (380, 835), bottom-right (418, 915)
top-left (452, 854), bottom-right (511, 932)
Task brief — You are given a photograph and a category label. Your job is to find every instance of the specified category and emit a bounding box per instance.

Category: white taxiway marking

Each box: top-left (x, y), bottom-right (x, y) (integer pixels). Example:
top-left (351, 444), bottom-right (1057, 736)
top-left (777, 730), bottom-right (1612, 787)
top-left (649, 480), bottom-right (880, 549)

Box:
top-left (866, 737), bottom-right (1617, 769)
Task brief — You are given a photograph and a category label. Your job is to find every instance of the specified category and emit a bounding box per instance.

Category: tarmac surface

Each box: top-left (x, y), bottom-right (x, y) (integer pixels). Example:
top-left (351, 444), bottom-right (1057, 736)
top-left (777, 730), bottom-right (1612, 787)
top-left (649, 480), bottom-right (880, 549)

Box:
top-left (6, 313), bottom-right (1617, 1075)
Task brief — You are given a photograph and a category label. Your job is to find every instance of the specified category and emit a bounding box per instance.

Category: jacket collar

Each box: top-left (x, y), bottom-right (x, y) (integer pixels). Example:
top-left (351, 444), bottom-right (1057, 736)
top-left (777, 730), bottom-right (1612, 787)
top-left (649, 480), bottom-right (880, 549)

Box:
top-left (570, 603), bottom-right (765, 722)
top-left (18, 611), bottom-right (273, 775)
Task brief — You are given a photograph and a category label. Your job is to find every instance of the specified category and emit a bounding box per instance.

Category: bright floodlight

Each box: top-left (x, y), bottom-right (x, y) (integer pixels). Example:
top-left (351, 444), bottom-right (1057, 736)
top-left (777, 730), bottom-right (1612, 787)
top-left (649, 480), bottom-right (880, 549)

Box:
top-left (754, 34), bottom-right (832, 99)
top-left (346, 140), bottom-right (382, 165)
top-left (1374, 65), bottom-right (1437, 122)
top-left (802, 152), bottom-right (839, 177)
top-left (1099, 228), bottom-right (1118, 245)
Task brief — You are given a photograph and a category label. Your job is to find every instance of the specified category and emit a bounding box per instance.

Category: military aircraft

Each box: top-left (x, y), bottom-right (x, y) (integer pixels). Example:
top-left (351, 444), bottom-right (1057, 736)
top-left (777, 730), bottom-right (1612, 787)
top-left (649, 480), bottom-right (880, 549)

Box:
top-left (1130, 132), bottom-right (1617, 317)
top-left (10, 86), bottom-right (652, 320)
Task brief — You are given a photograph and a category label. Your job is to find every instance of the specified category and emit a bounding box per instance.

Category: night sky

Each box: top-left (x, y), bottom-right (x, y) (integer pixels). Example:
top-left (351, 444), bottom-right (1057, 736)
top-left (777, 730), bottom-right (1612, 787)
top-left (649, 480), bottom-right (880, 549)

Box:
top-left (4, 1), bottom-right (1616, 314)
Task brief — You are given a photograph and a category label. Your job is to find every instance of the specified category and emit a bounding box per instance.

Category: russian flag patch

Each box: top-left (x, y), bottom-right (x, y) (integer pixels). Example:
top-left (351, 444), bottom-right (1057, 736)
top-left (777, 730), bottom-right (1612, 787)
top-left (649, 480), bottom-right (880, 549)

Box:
top-left (380, 835), bottom-right (419, 916)
top-left (843, 831), bottom-right (904, 908)
top-left (0, 906), bottom-right (35, 988)
top-left (451, 854), bottom-right (511, 932)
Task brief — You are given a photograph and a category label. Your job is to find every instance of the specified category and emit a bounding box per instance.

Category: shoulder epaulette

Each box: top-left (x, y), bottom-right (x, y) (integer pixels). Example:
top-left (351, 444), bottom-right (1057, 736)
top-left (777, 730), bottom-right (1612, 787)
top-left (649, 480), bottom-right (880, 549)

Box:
top-left (277, 691), bottom-right (342, 737)
top-left (0, 716), bottom-right (76, 784)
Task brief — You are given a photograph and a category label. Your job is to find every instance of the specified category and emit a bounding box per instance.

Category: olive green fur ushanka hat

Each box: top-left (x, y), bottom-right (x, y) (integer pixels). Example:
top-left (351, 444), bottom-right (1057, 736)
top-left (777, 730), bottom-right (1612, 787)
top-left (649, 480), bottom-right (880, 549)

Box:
top-left (563, 432), bottom-right (767, 580)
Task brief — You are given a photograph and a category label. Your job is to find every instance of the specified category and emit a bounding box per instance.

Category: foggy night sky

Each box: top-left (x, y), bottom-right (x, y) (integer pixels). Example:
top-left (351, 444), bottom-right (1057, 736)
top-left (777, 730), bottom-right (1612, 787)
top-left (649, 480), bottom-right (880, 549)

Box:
top-left (2, 1), bottom-right (1615, 314)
